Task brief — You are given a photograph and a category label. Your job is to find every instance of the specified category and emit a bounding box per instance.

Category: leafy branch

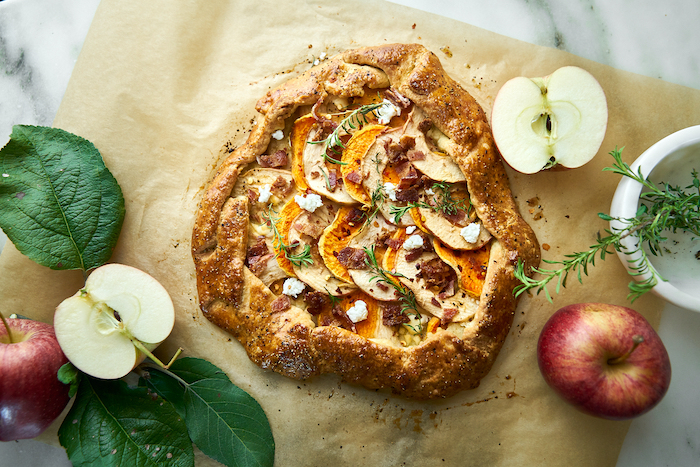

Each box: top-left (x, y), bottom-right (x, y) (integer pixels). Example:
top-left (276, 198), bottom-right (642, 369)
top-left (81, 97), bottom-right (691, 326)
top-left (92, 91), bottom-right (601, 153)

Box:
top-left (514, 147), bottom-right (700, 302)
top-left (389, 182), bottom-right (472, 224)
top-left (310, 102), bottom-right (384, 164)
top-left (362, 245), bottom-right (422, 331)
top-left (261, 206), bottom-right (313, 268)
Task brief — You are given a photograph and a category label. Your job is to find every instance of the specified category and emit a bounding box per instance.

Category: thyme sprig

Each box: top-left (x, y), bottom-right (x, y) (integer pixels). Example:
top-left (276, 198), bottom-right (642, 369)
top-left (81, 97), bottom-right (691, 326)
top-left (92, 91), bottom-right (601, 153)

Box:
top-left (362, 245), bottom-right (421, 331)
top-left (310, 103), bottom-right (384, 164)
top-left (389, 182), bottom-right (472, 224)
top-left (514, 147), bottom-right (700, 303)
top-left (261, 206), bottom-right (313, 268)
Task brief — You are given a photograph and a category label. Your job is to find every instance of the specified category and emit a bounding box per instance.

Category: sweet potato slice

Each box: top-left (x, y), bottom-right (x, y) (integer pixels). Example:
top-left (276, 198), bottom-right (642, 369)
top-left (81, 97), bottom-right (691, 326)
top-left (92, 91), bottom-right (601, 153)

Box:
top-left (273, 198), bottom-right (305, 277)
top-left (432, 238), bottom-right (490, 298)
top-left (290, 114), bottom-right (315, 191)
top-left (318, 206), bottom-right (366, 283)
top-left (341, 124), bottom-right (386, 205)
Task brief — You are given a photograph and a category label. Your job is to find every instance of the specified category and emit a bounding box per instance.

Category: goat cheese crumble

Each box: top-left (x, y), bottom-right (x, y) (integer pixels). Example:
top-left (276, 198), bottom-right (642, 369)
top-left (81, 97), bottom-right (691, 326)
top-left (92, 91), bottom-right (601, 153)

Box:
top-left (271, 130), bottom-right (284, 140)
top-left (282, 278), bottom-right (306, 298)
top-left (403, 234), bottom-right (424, 250)
top-left (383, 182), bottom-right (398, 201)
top-left (257, 184), bottom-right (272, 203)
top-left (295, 193), bottom-right (323, 212)
top-left (460, 223), bottom-right (481, 244)
top-left (405, 225), bottom-right (417, 234)
top-left (375, 99), bottom-right (401, 125)
top-left (346, 300), bottom-right (368, 323)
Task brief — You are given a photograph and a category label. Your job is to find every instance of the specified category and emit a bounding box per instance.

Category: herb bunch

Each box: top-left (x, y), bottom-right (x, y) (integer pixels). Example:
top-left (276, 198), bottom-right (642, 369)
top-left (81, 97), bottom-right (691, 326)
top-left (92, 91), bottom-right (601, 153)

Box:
top-left (261, 206), bottom-right (313, 268)
top-left (389, 182), bottom-right (472, 224)
top-left (515, 147), bottom-right (700, 302)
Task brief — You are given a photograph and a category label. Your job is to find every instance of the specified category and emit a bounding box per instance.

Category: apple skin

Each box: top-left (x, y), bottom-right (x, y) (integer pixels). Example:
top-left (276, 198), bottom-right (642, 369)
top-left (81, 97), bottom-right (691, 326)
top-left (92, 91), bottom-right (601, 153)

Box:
top-left (0, 318), bottom-right (71, 441)
top-left (537, 303), bottom-right (671, 421)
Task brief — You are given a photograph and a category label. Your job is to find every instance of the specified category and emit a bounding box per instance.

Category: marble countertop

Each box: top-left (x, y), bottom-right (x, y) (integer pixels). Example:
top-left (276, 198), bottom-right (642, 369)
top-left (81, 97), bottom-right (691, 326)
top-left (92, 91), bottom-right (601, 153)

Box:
top-left (1, 0), bottom-right (699, 465)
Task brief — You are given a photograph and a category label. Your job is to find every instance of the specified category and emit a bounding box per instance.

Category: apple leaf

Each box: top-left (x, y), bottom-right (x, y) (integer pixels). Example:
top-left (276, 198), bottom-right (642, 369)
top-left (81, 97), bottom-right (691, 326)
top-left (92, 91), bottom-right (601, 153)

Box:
top-left (0, 125), bottom-right (125, 271)
top-left (58, 376), bottom-right (194, 467)
top-left (141, 357), bottom-right (275, 467)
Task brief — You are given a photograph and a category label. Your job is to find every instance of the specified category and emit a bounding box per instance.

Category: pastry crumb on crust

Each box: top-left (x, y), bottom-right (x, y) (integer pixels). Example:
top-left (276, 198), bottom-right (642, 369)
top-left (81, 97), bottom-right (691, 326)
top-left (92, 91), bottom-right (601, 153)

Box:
top-left (192, 43), bottom-right (540, 399)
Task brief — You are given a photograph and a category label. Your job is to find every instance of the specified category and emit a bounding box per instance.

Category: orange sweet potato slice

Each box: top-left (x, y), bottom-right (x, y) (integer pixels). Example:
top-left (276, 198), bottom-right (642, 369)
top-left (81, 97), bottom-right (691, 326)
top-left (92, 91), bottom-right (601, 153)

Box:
top-left (318, 206), bottom-right (366, 283)
top-left (341, 124), bottom-right (386, 205)
top-left (274, 198), bottom-right (305, 277)
top-left (432, 238), bottom-right (490, 298)
top-left (290, 114), bottom-right (315, 191)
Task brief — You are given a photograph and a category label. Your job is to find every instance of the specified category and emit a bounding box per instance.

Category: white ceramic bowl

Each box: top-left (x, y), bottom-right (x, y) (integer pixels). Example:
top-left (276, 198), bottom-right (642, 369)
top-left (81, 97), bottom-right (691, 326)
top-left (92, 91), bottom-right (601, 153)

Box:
top-left (609, 125), bottom-right (700, 312)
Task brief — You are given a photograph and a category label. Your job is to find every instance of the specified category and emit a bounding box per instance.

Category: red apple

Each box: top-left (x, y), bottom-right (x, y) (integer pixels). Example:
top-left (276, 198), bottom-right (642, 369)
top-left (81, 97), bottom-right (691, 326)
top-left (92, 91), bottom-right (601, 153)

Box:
top-left (537, 303), bottom-right (671, 421)
top-left (0, 317), bottom-right (71, 441)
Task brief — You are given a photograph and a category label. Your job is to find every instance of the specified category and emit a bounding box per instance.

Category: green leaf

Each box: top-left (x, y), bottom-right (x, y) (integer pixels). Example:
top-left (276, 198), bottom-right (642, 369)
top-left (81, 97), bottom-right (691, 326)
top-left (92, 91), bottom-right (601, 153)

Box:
top-left (141, 358), bottom-right (275, 467)
top-left (58, 376), bottom-right (194, 467)
top-left (0, 125), bottom-right (125, 271)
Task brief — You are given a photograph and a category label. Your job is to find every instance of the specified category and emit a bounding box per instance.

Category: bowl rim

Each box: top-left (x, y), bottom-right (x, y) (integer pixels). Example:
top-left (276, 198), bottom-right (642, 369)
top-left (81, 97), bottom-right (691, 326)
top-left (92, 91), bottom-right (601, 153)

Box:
top-left (609, 125), bottom-right (700, 312)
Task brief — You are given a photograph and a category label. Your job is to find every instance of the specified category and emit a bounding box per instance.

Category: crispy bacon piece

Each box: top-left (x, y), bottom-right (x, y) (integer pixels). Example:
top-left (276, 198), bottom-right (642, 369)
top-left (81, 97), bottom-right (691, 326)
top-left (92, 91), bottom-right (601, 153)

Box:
top-left (418, 258), bottom-right (457, 296)
top-left (271, 176), bottom-right (293, 198)
top-left (271, 295), bottom-right (291, 313)
top-left (293, 215), bottom-right (326, 239)
top-left (406, 149), bottom-right (425, 161)
top-left (385, 237), bottom-right (403, 250)
top-left (328, 168), bottom-right (340, 191)
top-left (404, 246), bottom-right (424, 263)
top-left (382, 302), bottom-right (410, 326)
top-left (443, 209), bottom-right (467, 226)
top-left (257, 149), bottom-right (288, 168)
top-left (337, 247), bottom-right (369, 270)
top-left (395, 161), bottom-right (419, 190)
top-left (304, 290), bottom-right (329, 316)
top-left (319, 305), bottom-right (356, 332)
top-left (385, 89), bottom-right (412, 109)
top-left (346, 207), bottom-right (365, 225)
top-left (417, 118), bottom-right (432, 133)
top-left (437, 278), bottom-right (456, 299)
top-left (396, 187), bottom-right (420, 203)
top-left (346, 170), bottom-right (362, 184)
top-left (441, 308), bottom-right (458, 328)
top-left (246, 236), bottom-right (272, 275)
top-left (247, 188), bottom-right (259, 204)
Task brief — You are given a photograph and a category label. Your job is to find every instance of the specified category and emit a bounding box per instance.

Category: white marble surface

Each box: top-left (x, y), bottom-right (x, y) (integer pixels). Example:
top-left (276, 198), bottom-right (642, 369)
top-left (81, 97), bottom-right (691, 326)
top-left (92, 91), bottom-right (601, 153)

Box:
top-left (1, 0), bottom-right (699, 465)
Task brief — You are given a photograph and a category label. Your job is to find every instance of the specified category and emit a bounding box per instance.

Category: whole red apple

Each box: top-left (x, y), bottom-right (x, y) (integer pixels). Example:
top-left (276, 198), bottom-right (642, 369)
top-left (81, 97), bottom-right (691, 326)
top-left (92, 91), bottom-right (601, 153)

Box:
top-left (537, 303), bottom-right (671, 421)
top-left (0, 317), bottom-right (71, 441)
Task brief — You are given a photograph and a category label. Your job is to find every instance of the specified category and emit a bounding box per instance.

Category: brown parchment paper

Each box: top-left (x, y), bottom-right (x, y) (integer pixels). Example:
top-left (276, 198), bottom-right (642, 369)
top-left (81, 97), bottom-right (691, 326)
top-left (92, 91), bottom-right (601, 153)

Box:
top-left (3, 0), bottom-right (700, 465)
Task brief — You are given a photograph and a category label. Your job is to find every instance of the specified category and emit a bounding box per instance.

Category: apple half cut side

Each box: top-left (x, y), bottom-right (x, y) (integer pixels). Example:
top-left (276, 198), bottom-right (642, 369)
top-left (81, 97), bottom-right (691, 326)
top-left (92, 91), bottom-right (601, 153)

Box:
top-left (491, 66), bottom-right (608, 174)
top-left (54, 263), bottom-right (175, 380)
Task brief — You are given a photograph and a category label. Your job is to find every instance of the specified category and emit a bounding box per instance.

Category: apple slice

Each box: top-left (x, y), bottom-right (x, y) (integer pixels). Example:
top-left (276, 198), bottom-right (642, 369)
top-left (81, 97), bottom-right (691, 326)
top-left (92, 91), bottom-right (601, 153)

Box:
top-left (491, 66), bottom-right (608, 174)
top-left (54, 263), bottom-right (175, 379)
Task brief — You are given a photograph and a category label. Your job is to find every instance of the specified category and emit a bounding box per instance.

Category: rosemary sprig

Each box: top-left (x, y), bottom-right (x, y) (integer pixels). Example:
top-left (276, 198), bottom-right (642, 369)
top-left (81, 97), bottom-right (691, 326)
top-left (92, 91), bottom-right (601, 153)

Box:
top-left (261, 206), bottom-right (313, 268)
top-left (362, 180), bottom-right (386, 228)
top-left (310, 102), bottom-right (384, 164)
top-left (514, 147), bottom-right (700, 303)
top-left (388, 182), bottom-right (472, 224)
top-left (362, 245), bottom-right (421, 325)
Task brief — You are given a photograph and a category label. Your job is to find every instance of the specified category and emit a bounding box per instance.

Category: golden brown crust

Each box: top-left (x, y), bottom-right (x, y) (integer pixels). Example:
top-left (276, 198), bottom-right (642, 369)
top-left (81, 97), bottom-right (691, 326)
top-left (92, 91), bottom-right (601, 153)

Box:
top-left (192, 44), bottom-right (540, 399)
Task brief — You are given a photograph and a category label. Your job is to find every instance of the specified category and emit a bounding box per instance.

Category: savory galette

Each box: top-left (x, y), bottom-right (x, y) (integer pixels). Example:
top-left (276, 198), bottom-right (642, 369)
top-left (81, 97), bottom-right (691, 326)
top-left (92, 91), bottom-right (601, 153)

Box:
top-left (192, 43), bottom-right (540, 399)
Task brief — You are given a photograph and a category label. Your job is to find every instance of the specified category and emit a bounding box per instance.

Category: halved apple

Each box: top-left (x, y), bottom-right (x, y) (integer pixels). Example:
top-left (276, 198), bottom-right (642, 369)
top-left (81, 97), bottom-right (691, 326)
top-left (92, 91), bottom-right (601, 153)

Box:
top-left (491, 66), bottom-right (608, 174)
top-left (53, 263), bottom-right (175, 379)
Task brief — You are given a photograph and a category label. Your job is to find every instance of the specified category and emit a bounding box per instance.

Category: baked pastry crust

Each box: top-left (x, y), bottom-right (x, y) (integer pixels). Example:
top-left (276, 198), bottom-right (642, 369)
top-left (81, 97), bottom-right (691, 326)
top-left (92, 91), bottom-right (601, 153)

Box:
top-left (192, 43), bottom-right (540, 399)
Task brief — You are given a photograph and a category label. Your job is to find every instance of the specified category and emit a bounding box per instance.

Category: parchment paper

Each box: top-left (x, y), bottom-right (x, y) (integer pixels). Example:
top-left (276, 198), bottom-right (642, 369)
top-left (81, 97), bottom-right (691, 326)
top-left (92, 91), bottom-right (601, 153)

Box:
top-left (3, 0), bottom-right (700, 465)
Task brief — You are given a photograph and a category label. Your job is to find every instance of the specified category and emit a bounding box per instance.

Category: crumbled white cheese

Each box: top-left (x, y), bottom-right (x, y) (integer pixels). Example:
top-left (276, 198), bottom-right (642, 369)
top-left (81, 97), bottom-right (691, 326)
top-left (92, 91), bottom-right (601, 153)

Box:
top-left (295, 193), bottom-right (323, 212)
top-left (425, 187), bottom-right (435, 195)
top-left (346, 300), bottom-right (368, 323)
top-left (383, 182), bottom-right (398, 201)
top-left (375, 99), bottom-right (401, 125)
top-left (319, 52), bottom-right (327, 60)
top-left (460, 223), bottom-right (481, 244)
top-left (271, 130), bottom-right (284, 140)
top-left (405, 225), bottom-right (417, 234)
top-left (313, 58), bottom-right (320, 66)
top-left (403, 234), bottom-right (424, 250)
top-left (257, 184), bottom-right (272, 203)
top-left (282, 278), bottom-right (306, 298)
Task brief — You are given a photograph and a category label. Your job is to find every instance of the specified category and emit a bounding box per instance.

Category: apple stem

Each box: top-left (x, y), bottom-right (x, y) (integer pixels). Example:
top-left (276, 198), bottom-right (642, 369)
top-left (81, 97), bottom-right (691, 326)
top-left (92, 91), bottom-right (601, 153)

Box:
top-left (608, 335), bottom-right (645, 365)
top-left (0, 310), bottom-right (14, 344)
top-left (130, 337), bottom-right (183, 370)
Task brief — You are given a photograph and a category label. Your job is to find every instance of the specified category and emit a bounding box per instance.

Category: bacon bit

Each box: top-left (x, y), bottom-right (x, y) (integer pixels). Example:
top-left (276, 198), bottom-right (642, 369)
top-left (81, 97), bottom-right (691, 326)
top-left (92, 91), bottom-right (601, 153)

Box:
top-left (437, 278), bottom-right (456, 299)
top-left (331, 305), bottom-right (356, 332)
top-left (257, 149), bottom-right (289, 168)
top-left (328, 168), bottom-right (339, 191)
top-left (304, 291), bottom-right (329, 315)
top-left (417, 119), bottom-right (432, 133)
top-left (346, 170), bottom-right (362, 184)
top-left (385, 89), bottom-right (412, 109)
top-left (385, 237), bottom-right (403, 250)
top-left (430, 297), bottom-right (442, 308)
top-left (247, 188), bottom-right (258, 204)
top-left (270, 176), bottom-right (291, 198)
top-left (346, 207), bottom-right (365, 225)
top-left (246, 236), bottom-right (271, 275)
top-left (418, 258), bottom-right (456, 294)
top-left (293, 216), bottom-right (326, 239)
top-left (443, 209), bottom-right (467, 226)
top-left (406, 149), bottom-right (425, 161)
top-left (376, 282), bottom-right (389, 292)
top-left (405, 246), bottom-right (424, 263)
top-left (396, 187), bottom-right (420, 203)
top-left (337, 247), bottom-right (369, 270)
top-left (385, 140), bottom-right (408, 163)
top-left (399, 135), bottom-right (416, 149)
top-left (271, 295), bottom-right (291, 313)
top-left (382, 302), bottom-right (410, 326)
top-left (441, 308), bottom-right (458, 328)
